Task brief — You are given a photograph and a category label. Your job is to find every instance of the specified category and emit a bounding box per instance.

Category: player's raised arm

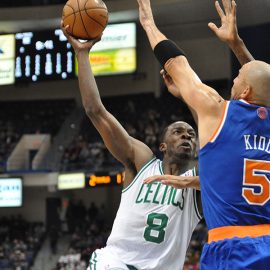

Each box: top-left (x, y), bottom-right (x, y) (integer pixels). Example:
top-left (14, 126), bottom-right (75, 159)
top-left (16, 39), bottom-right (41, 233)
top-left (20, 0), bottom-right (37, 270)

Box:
top-left (137, 0), bottom-right (225, 147)
top-left (209, 0), bottom-right (254, 66)
top-left (61, 23), bottom-right (153, 176)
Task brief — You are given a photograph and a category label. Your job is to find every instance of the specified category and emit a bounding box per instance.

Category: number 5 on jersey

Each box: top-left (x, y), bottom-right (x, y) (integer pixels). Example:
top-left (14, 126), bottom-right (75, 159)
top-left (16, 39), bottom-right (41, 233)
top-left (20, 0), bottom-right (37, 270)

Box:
top-left (242, 159), bottom-right (270, 205)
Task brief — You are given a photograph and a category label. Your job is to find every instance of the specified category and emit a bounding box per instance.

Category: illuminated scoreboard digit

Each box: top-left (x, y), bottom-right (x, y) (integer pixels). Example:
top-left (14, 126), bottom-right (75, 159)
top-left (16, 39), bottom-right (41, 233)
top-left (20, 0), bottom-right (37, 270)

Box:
top-left (86, 172), bottom-right (124, 188)
top-left (15, 29), bottom-right (75, 83)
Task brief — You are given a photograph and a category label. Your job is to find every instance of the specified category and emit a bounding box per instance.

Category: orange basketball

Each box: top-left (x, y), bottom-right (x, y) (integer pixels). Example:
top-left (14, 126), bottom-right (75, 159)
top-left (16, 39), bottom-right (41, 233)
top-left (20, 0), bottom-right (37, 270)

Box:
top-left (62, 0), bottom-right (108, 40)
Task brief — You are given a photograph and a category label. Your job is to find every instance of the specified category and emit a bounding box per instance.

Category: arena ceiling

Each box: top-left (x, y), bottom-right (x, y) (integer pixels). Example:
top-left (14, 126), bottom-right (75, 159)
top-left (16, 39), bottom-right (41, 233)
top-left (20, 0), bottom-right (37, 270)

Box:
top-left (0, 0), bottom-right (269, 38)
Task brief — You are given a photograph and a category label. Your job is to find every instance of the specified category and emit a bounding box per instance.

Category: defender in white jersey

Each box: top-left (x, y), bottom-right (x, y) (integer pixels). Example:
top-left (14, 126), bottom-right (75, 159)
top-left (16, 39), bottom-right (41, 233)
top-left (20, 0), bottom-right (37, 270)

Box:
top-left (61, 22), bottom-right (202, 270)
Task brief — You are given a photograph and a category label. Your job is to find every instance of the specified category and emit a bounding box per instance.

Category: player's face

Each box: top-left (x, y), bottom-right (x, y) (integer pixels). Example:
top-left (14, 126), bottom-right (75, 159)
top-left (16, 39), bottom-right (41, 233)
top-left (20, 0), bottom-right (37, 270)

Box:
top-left (162, 122), bottom-right (197, 159)
top-left (231, 66), bottom-right (249, 99)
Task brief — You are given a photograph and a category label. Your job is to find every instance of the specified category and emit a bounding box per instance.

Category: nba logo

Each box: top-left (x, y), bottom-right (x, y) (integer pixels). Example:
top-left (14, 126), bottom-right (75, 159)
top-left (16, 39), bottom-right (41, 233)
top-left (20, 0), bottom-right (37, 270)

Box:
top-left (257, 107), bottom-right (268, 119)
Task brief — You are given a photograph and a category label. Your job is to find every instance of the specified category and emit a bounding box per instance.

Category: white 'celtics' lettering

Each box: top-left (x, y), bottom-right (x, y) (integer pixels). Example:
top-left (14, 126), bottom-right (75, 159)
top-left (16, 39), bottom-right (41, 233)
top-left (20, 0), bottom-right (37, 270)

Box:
top-left (244, 135), bottom-right (270, 153)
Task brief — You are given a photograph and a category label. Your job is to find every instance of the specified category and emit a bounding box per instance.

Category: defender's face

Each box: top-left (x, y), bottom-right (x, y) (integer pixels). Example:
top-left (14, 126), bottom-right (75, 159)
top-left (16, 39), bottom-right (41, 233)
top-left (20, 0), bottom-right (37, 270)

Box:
top-left (163, 122), bottom-right (197, 159)
top-left (231, 66), bottom-right (248, 100)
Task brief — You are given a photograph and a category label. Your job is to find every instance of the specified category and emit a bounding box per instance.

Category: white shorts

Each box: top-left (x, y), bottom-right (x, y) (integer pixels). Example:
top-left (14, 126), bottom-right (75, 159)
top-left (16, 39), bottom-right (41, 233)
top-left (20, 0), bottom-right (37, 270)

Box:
top-left (87, 248), bottom-right (137, 270)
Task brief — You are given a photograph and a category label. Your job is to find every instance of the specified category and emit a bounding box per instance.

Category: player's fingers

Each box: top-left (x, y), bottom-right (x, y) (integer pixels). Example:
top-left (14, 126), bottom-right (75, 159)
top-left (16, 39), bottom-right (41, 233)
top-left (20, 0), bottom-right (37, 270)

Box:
top-left (215, 1), bottom-right (225, 19)
top-left (61, 24), bottom-right (70, 36)
top-left (208, 22), bottom-right (219, 34)
top-left (222, 0), bottom-right (231, 14)
top-left (144, 176), bottom-right (163, 184)
top-left (94, 33), bottom-right (103, 43)
top-left (231, 0), bottom-right (237, 18)
top-left (161, 179), bottom-right (186, 189)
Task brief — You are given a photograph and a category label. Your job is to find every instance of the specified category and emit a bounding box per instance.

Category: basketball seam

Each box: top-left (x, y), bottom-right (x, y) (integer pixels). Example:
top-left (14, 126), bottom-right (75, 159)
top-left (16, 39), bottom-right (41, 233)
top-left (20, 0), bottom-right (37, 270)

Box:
top-left (84, 9), bottom-right (107, 28)
top-left (71, 10), bottom-right (76, 35)
top-left (83, 2), bottom-right (108, 28)
top-left (62, 4), bottom-right (75, 21)
top-left (63, 3), bottom-right (76, 35)
top-left (65, 3), bottom-right (75, 10)
top-left (63, 7), bottom-right (107, 20)
top-left (83, 0), bottom-right (97, 39)
top-left (77, 0), bottom-right (91, 39)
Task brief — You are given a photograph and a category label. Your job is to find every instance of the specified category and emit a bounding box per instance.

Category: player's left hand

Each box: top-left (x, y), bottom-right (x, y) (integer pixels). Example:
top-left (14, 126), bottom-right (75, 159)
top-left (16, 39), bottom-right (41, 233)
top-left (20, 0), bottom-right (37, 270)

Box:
top-left (61, 20), bottom-right (102, 54)
top-left (144, 175), bottom-right (200, 190)
top-left (208, 0), bottom-right (239, 44)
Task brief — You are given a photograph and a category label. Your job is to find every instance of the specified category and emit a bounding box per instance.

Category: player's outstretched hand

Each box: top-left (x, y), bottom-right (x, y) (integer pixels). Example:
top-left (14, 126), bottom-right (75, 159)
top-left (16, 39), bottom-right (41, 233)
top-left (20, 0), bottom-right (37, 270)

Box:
top-left (61, 20), bottom-right (101, 54)
top-left (144, 175), bottom-right (200, 190)
top-left (208, 0), bottom-right (239, 45)
top-left (137, 0), bottom-right (154, 28)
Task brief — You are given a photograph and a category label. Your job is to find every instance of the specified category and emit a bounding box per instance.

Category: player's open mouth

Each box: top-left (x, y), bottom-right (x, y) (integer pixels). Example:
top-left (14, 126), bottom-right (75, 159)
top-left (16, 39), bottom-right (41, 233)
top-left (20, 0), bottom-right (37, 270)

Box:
top-left (179, 142), bottom-right (191, 149)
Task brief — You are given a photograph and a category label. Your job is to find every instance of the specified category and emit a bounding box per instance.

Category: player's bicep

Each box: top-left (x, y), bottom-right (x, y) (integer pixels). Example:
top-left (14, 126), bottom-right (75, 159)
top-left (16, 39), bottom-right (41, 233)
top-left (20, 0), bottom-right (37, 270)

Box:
top-left (88, 109), bottom-right (153, 170)
top-left (165, 56), bottom-right (224, 115)
top-left (131, 138), bottom-right (155, 170)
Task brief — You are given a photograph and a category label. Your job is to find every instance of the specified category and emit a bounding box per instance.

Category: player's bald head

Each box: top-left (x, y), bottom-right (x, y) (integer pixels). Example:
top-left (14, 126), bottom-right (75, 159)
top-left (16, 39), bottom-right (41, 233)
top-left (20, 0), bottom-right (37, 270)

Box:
top-left (244, 60), bottom-right (270, 106)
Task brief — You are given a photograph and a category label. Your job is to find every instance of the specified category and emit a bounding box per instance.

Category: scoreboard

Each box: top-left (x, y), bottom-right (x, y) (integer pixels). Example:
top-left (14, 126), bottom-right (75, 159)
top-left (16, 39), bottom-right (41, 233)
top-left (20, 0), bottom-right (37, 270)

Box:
top-left (15, 29), bottom-right (75, 83)
top-left (0, 34), bottom-right (15, 85)
top-left (0, 22), bottom-right (137, 86)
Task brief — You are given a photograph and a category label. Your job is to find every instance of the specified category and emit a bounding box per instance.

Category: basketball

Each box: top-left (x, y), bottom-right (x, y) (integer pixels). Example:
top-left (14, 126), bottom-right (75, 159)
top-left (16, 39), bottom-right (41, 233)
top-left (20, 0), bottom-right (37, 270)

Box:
top-left (62, 0), bottom-right (108, 40)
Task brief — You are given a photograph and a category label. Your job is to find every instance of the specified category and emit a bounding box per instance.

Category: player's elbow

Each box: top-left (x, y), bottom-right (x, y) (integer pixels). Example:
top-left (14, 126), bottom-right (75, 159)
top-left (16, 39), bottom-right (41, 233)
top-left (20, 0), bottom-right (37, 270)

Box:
top-left (165, 55), bottom-right (188, 73)
top-left (84, 103), bottom-right (106, 119)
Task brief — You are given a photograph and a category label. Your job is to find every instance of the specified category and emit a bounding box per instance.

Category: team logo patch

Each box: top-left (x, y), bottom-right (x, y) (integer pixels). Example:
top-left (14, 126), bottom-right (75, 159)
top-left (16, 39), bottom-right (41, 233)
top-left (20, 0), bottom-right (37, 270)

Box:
top-left (257, 107), bottom-right (268, 119)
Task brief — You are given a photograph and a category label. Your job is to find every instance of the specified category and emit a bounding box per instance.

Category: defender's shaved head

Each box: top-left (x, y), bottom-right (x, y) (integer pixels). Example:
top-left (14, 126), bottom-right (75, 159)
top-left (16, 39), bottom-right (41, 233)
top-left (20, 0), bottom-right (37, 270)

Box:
top-left (244, 61), bottom-right (270, 106)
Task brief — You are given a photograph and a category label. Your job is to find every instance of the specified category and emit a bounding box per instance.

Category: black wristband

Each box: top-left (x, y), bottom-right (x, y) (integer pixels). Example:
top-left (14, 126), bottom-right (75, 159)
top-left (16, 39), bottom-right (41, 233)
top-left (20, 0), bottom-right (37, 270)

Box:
top-left (154, 39), bottom-right (186, 68)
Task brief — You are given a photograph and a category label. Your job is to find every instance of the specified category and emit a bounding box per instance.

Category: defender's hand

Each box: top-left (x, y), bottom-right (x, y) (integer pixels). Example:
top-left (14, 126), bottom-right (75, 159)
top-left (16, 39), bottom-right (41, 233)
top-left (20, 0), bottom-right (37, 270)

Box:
top-left (137, 0), bottom-right (154, 28)
top-left (208, 0), bottom-right (239, 44)
top-left (161, 69), bottom-right (180, 97)
top-left (144, 175), bottom-right (200, 190)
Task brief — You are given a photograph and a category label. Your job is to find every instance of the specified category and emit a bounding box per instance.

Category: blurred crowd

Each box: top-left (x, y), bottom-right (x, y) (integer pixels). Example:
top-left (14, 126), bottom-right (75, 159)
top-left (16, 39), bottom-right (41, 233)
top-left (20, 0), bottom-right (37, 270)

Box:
top-left (55, 202), bottom-right (110, 270)
top-left (60, 92), bottom-right (195, 172)
top-left (0, 99), bottom-right (75, 172)
top-left (183, 222), bottom-right (208, 270)
top-left (0, 216), bottom-right (45, 270)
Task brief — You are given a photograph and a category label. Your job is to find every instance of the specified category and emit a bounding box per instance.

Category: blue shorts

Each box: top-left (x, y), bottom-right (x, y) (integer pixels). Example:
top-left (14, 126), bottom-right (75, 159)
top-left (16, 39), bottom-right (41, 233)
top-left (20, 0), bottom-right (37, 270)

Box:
top-left (200, 235), bottom-right (270, 270)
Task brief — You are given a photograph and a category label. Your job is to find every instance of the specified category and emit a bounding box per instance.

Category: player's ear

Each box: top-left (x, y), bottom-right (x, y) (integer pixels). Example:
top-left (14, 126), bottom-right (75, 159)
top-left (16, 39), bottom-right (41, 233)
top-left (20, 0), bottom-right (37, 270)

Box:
top-left (159, 142), bottom-right (167, 153)
top-left (240, 86), bottom-right (252, 100)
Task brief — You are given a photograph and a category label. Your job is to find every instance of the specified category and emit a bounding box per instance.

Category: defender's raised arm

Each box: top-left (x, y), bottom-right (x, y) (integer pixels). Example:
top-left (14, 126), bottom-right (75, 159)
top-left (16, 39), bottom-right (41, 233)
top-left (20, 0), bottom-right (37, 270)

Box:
top-left (209, 0), bottom-right (254, 66)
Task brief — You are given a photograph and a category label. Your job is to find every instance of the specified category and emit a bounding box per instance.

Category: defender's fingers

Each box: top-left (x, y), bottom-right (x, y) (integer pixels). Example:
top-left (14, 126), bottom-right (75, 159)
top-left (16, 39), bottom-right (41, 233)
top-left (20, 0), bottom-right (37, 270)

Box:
top-left (222, 0), bottom-right (231, 14)
top-left (161, 179), bottom-right (186, 189)
top-left (215, 1), bottom-right (225, 19)
top-left (231, 0), bottom-right (237, 18)
top-left (208, 22), bottom-right (219, 34)
top-left (144, 176), bottom-right (163, 184)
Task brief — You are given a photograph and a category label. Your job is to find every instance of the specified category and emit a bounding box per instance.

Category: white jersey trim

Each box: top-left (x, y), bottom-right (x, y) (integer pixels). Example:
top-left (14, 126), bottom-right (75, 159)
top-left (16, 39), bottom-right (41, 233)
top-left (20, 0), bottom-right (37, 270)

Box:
top-left (122, 157), bottom-right (157, 193)
top-left (210, 101), bottom-right (230, 143)
top-left (191, 167), bottom-right (202, 220)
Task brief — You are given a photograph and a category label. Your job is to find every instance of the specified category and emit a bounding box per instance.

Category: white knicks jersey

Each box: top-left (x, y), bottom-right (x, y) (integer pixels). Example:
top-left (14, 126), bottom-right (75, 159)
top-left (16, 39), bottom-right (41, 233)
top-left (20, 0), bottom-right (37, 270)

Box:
top-left (105, 158), bottom-right (201, 270)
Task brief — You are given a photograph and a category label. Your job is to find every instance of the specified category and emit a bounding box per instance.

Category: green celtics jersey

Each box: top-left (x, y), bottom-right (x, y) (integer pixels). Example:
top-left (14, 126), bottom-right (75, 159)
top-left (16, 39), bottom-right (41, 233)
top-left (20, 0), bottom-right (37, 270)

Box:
top-left (106, 158), bottom-right (201, 270)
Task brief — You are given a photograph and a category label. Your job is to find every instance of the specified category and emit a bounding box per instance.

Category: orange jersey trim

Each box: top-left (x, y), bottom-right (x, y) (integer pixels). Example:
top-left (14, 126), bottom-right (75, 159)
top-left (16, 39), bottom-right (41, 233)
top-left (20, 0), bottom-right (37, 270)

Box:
top-left (209, 101), bottom-right (229, 143)
top-left (208, 224), bottom-right (270, 243)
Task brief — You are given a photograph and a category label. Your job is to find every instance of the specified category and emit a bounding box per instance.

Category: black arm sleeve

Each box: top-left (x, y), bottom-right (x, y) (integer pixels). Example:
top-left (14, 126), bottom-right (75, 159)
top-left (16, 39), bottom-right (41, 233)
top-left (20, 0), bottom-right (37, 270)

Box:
top-left (153, 39), bottom-right (186, 68)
